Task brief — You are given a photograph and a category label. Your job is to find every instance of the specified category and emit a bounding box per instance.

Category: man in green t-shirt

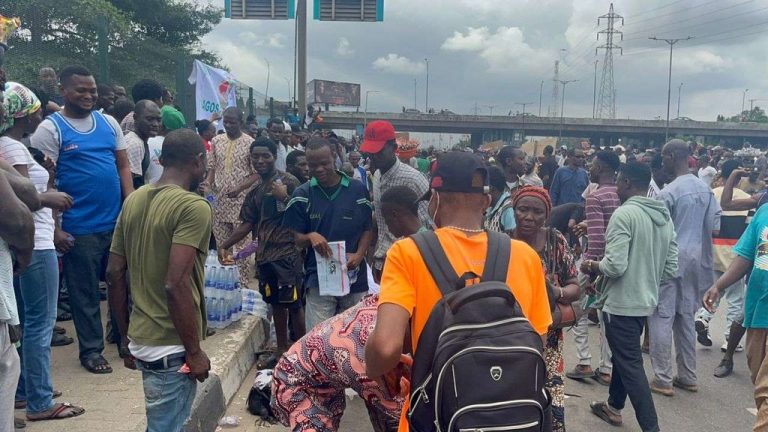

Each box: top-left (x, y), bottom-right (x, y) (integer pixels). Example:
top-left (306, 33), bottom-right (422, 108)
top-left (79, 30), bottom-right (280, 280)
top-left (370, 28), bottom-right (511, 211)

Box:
top-left (107, 128), bottom-right (212, 432)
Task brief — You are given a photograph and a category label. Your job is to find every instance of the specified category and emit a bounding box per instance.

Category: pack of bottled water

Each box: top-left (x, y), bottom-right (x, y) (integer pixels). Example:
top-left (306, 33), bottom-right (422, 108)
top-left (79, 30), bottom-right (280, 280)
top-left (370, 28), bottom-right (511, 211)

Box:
top-left (204, 250), bottom-right (245, 329)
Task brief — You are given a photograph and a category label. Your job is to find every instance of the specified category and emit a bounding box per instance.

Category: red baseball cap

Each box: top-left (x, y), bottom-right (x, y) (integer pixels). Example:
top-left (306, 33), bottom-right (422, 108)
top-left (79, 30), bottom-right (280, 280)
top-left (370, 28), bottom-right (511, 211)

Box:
top-left (361, 120), bottom-right (396, 153)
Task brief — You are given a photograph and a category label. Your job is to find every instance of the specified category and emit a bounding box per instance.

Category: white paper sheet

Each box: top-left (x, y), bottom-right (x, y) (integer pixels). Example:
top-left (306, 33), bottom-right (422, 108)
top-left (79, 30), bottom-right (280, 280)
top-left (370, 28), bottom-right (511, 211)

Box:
top-left (316, 241), bottom-right (350, 297)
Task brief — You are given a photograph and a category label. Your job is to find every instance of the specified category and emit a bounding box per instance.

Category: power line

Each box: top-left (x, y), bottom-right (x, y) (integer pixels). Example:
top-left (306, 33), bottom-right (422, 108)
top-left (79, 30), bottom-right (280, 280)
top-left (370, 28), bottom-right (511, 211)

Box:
top-left (623, 0), bottom-right (690, 19)
top-left (622, 0), bottom-right (760, 39)
top-left (620, 0), bottom-right (728, 29)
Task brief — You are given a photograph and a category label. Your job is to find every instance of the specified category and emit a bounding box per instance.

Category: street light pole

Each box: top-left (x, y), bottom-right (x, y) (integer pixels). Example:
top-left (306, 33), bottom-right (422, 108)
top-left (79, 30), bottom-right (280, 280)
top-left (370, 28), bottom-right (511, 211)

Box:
top-left (284, 77), bottom-right (293, 106)
top-left (676, 82), bottom-right (683, 119)
top-left (424, 58), bottom-right (430, 113)
top-left (539, 80), bottom-right (544, 116)
top-left (649, 36), bottom-right (692, 142)
top-left (364, 90), bottom-right (380, 126)
top-left (558, 79), bottom-right (578, 144)
top-left (592, 60), bottom-right (598, 119)
top-left (516, 102), bottom-right (533, 144)
top-left (742, 88), bottom-right (749, 118)
top-left (264, 59), bottom-right (271, 104)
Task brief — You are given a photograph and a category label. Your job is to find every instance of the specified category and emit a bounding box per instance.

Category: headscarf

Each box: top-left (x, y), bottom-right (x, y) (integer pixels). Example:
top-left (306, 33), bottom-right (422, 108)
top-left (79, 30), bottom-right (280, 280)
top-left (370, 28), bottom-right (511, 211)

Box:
top-left (512, 185), bottom-right (552, 218)
top-left (0, 81), bottom-right (41, 134)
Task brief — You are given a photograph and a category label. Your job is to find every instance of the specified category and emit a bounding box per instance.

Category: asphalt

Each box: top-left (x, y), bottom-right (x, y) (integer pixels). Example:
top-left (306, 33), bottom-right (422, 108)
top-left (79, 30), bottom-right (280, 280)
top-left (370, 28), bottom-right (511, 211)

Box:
top-left (223, 306), bottom-right (756, 432)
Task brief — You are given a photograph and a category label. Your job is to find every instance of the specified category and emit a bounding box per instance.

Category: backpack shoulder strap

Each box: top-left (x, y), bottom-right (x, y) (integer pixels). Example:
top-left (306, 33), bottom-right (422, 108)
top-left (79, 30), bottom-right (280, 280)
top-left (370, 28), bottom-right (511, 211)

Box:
top-left (481, 231), bottom-right (511, 282)
top-left (411, 231), bottom-right (460, 297)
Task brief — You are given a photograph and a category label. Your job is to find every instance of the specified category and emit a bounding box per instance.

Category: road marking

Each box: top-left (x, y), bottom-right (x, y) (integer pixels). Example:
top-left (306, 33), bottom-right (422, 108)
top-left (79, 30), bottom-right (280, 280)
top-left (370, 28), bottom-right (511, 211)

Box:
top-left (748, 408), bottom-right (757, 416)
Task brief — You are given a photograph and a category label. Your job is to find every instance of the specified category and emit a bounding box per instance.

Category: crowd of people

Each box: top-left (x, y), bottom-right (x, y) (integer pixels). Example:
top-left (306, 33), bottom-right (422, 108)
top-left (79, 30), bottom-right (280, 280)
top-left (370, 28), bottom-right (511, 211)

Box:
top-left (1, 63), bottom-right (768, 432)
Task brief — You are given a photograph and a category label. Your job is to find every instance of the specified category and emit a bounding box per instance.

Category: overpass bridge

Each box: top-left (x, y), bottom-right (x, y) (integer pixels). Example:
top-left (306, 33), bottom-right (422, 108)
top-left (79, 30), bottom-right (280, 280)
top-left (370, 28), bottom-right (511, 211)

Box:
top-left (320, 111), bottom-right (768, 147)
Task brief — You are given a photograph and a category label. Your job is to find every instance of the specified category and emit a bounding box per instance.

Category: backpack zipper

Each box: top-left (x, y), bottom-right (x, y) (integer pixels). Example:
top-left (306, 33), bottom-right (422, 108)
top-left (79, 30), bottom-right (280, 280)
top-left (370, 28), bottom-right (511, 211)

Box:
top-left (438, 317), bottom-right (528, 341)
top-left (434, 346), bottom-right (543, 428)
top-left (408, 373), bottom-right (432, 418)
top-left (448, 399), bottom-right (543, 432)
top-left (458, 420), bottom-right (540, 431)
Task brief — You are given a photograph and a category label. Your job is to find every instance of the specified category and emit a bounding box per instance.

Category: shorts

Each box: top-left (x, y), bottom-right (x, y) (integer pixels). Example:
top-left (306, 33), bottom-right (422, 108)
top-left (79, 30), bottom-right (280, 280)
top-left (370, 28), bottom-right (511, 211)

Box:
top-left (257, 256), bottom-right (303, 309)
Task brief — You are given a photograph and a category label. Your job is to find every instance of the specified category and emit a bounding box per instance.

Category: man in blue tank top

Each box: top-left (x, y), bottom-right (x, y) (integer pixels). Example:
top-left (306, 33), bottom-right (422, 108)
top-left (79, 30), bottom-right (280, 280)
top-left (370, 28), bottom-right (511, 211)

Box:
top-left (31, 65), bottom-right (134, 374)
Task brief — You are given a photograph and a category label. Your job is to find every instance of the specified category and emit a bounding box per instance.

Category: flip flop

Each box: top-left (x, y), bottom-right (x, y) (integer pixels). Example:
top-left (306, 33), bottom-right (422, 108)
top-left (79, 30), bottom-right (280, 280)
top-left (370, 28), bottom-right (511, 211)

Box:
top-left (81, 356), bottom-right (113, 374)
top-left (56, 312), bottom-right (72, 322)
top-left (15, 390), bottom-right (62, 409)
top-left (54, 325), bottom-right (66, 335)
top-left (26, 403), bottom-right (85, 421)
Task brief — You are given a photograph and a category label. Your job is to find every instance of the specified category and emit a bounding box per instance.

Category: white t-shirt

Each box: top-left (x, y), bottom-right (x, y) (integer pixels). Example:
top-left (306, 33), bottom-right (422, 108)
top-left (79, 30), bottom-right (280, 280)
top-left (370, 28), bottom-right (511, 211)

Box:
top-left (698, 166), bottom-right (717, 188)
top-left (275, 143), bottom-right (287, 172)
top-left (0, 137), bottom-right (55, 250)
top-left (30, 112), bottom-right (127, 163)
top-left (145, 136), bottom-right (164, 184)
top-left (128, 338), bottom-right (185, 363)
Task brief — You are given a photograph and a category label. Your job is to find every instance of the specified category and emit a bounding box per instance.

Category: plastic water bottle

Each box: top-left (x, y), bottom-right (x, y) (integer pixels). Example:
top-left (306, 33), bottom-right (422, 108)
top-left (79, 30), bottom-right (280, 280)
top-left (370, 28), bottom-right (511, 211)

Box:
top-left (226, 267), bottom-right (237, 325)
top-left (206, 296), bottom-right (218, 329)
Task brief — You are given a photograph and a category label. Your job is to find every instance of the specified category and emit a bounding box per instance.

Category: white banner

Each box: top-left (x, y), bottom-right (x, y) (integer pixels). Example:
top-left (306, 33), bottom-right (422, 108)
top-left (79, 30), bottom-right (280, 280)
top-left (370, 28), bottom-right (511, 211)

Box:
top-left (187, 59), bottom-right (238, 121)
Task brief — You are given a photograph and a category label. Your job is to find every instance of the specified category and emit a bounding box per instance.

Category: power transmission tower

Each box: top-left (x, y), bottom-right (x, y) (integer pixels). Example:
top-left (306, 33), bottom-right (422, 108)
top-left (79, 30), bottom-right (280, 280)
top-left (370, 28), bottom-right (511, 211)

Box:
top-left (596, 3), bottom-right (623, 119)
top-left (548, 60), bottom-right (560, 117)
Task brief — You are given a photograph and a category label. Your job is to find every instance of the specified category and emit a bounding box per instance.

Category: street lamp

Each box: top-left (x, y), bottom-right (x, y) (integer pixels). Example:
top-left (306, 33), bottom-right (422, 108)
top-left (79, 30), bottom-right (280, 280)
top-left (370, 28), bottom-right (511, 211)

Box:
top-left (364, 90), bottom-right (380, 126)
top-left (264, 59), bottom-right (271, 105)
top-left (424, 58), bottom-right (430, 113)
top-left (284, 77), bottom-right (293, 106)
top-left (649, 36), bottom-right (693, 142)
top-left (516, 102), bottom-right (533, 144)
top-left (676, 82), bottom-right (683, 119)
top-left (742, 88), bottom-right (749, 119)
top-left (558, 79), bottom-right (578, 144)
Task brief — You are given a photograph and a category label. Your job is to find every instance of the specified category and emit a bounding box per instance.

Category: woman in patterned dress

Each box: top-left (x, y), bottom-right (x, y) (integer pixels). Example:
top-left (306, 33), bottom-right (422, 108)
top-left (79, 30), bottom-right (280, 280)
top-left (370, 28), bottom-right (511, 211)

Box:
top-left (510, 185), bottom-right (581, 432)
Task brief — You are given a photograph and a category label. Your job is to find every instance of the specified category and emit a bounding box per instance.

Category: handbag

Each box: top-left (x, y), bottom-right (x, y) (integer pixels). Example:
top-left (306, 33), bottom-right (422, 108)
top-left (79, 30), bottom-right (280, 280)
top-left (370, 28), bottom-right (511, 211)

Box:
top-left (545, 228), bottom-right (584, 329)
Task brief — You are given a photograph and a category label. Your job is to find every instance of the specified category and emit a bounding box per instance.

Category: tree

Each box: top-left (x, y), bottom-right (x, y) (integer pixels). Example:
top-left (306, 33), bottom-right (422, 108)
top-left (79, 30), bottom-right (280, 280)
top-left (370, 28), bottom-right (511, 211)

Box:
top-left (716, 106), bottom-right (768, 123)
top-left (3, 0), bottom-right (221, 93)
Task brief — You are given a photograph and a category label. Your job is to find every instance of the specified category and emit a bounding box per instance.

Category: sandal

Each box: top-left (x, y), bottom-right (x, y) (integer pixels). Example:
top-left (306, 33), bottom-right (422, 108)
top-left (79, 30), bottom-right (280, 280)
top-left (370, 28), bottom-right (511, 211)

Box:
top-left (14, 416), bottom-right (25, 429)
top-left (15, 390), bottom-right (62, 409)
top-left (51, 333), bottom-right (74, 347)
top-left (54, 325), bottom-right (66, 335)
top-left (27, 402), bottom-right (85, 421)
top-left (56, 312), bottom-right (72, 322)
top-left (81, 356), bottom-right (113, 374)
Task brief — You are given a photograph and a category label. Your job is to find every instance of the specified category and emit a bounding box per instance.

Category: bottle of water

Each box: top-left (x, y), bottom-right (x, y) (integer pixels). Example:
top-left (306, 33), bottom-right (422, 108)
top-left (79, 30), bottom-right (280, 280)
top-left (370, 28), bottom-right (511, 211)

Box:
top-left (216, 297), bottom-right (227, 329)
top-left (206, 296), bottom-right (218, 329)
top-left (227, 267), bottom-right (238, 324)
top-left (233, 280), bottom-right (242, 322)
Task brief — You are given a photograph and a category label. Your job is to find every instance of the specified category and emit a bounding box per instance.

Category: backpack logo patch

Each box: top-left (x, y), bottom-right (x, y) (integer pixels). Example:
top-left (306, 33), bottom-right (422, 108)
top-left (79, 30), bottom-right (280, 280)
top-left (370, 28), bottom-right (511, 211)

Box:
top-left (490, 366), bottom-right (503, 381)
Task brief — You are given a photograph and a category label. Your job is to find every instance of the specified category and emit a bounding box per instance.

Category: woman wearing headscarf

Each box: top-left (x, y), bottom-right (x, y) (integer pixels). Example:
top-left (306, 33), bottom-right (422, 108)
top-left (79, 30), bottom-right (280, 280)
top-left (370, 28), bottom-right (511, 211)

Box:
top-left (510, 185), bottom-right (581, 432)
top-left (0, 82), bottom-right (84, 422)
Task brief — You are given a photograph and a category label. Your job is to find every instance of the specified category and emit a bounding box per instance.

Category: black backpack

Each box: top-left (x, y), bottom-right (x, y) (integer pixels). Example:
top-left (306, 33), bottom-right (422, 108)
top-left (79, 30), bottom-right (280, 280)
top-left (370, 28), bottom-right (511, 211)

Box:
top-left (407, 230), bottom-right (551, 432)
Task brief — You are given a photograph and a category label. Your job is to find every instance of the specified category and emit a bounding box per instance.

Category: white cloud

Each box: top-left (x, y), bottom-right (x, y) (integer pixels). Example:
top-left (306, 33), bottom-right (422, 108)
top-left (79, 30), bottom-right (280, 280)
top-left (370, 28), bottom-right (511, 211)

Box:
top-left (372, 54), bottom-right (426, 75)
top-left (441, 26), bottom-right (551, 73)
top-left (673, 50), bottom-right (729, 75)
top-left (239, 31), bottom-right (285, 48)
top-left (335, 37), bottom-right (354, 58)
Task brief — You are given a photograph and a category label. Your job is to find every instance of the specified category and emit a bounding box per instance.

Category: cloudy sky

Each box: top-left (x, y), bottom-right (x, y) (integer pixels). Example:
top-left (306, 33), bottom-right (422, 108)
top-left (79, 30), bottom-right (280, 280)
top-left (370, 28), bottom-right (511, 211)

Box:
top-left (199, 0), bottom-right (768, 122)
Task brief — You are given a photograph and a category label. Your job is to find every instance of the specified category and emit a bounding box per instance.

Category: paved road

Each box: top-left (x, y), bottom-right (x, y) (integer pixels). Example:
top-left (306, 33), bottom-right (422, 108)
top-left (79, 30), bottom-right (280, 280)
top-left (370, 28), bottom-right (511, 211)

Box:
top-left (225, 308), bottom-right (757, 432)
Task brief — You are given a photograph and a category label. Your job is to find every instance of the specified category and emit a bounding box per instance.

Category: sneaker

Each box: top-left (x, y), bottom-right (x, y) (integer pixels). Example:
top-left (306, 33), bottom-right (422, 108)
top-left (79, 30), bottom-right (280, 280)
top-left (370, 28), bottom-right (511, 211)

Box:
top-left (650, 380), bottom-right (674, 397)
top-left (714, 358), bottom-right (734, 378)
top-left (590, 401), bottom-right (622, 427)
top-left (672, 376), bottom-right (698, 393)
top-left (721, 342), bottom-right (744, 352)
top-left (695, 319), bottom-right (712, 347)
top-left (566, 364), bottom-right (595, 380)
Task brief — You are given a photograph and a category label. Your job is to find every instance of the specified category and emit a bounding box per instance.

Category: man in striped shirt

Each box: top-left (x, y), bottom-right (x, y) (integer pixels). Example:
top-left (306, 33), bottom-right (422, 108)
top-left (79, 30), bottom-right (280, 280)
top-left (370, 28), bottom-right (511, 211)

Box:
top-left (568, 151), bottom-right (621, 385)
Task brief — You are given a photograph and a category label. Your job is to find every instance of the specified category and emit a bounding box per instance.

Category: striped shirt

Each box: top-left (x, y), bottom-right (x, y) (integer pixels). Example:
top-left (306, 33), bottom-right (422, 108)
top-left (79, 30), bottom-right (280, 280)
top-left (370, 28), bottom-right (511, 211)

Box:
top-left (584, 183), bottom-right (620, 261)
top-left (372, 160), bottom-right (430, 269)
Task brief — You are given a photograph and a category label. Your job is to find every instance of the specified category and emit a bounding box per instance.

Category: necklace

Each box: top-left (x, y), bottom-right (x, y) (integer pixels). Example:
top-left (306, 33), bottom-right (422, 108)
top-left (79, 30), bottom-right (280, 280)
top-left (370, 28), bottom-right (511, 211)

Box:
top-left (443, 226), bottom-right (485, 233)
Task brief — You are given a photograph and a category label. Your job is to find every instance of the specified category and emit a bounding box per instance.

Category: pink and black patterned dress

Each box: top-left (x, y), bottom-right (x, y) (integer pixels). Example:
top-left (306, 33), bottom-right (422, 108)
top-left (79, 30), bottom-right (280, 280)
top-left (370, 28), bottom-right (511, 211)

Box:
top-left (271, 294), bottom-right (404, 432)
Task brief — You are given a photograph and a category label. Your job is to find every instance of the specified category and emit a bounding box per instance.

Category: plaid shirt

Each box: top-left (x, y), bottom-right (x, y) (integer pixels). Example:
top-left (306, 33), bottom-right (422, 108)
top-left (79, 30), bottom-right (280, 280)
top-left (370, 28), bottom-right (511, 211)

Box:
top-left (372, 160), bottom-right (430, 268)
top-left (585, 184), bottom-right (620, 261)
top-left (124, 131), bottom-right (145, 177)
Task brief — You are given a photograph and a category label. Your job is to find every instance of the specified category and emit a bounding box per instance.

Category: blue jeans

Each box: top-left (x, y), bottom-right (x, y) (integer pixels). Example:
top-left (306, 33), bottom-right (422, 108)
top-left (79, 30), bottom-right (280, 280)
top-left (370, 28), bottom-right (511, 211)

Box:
top-left (137, 362), bottom-right (197, 432)
top-left (14, 249), bottom-right (58, 414)
top-left (62, 231), bottom-right (112, 361)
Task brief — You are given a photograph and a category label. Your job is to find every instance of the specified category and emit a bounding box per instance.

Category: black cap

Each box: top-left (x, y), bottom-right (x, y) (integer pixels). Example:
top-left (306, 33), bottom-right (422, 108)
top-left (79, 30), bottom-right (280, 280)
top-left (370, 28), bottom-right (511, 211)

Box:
top-left (428, 151), bottom-right (489, 194)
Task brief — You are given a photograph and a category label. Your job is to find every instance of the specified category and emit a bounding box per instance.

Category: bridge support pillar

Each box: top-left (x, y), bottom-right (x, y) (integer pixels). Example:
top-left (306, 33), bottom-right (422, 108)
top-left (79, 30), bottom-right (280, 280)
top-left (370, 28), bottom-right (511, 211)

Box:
top-left (471, 132), bottom-right (484, 149)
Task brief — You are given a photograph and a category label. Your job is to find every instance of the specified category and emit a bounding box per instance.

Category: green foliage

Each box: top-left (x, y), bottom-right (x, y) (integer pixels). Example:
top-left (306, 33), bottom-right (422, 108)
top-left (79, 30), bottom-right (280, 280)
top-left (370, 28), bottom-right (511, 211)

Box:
top-left (3, 0), bottom-right (222, 92)
top-left (716, 106), bottom-right (768, 123)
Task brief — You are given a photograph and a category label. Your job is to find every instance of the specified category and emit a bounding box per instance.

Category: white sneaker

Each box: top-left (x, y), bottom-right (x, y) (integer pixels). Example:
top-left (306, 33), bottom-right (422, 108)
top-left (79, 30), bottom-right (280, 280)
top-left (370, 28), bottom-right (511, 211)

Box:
top-left (721, 342), bottom-right (744, 352)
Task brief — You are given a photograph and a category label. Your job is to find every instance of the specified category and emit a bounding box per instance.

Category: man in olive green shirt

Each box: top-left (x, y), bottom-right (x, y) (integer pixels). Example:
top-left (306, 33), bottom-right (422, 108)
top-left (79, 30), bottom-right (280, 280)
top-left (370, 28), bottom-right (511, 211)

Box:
top-left (107, 129), bottom-right (211, 432)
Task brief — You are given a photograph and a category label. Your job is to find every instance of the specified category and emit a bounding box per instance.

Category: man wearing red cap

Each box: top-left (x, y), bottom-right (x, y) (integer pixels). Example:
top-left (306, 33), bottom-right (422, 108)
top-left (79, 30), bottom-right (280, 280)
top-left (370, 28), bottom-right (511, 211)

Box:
top-left (361, 120), bottom-right (430, 281)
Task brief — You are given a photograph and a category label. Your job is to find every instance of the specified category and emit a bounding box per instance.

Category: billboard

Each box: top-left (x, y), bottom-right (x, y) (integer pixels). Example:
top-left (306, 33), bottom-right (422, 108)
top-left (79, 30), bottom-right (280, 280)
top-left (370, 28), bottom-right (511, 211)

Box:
top-left (314, 0), bottom-right (383, 22)
top-left (307, 79), bottom-right (361, 106)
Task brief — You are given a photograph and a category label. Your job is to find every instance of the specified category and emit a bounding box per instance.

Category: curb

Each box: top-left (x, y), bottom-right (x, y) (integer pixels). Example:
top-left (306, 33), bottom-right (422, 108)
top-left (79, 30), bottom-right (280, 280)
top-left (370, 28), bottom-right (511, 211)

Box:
top-left (184, 314), bottom-right (269, 432)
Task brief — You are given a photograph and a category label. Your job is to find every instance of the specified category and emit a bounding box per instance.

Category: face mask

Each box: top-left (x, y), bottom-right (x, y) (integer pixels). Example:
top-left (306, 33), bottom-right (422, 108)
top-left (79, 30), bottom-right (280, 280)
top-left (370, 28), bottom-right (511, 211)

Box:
top-left (428, 190), bottom-right (440, 228)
